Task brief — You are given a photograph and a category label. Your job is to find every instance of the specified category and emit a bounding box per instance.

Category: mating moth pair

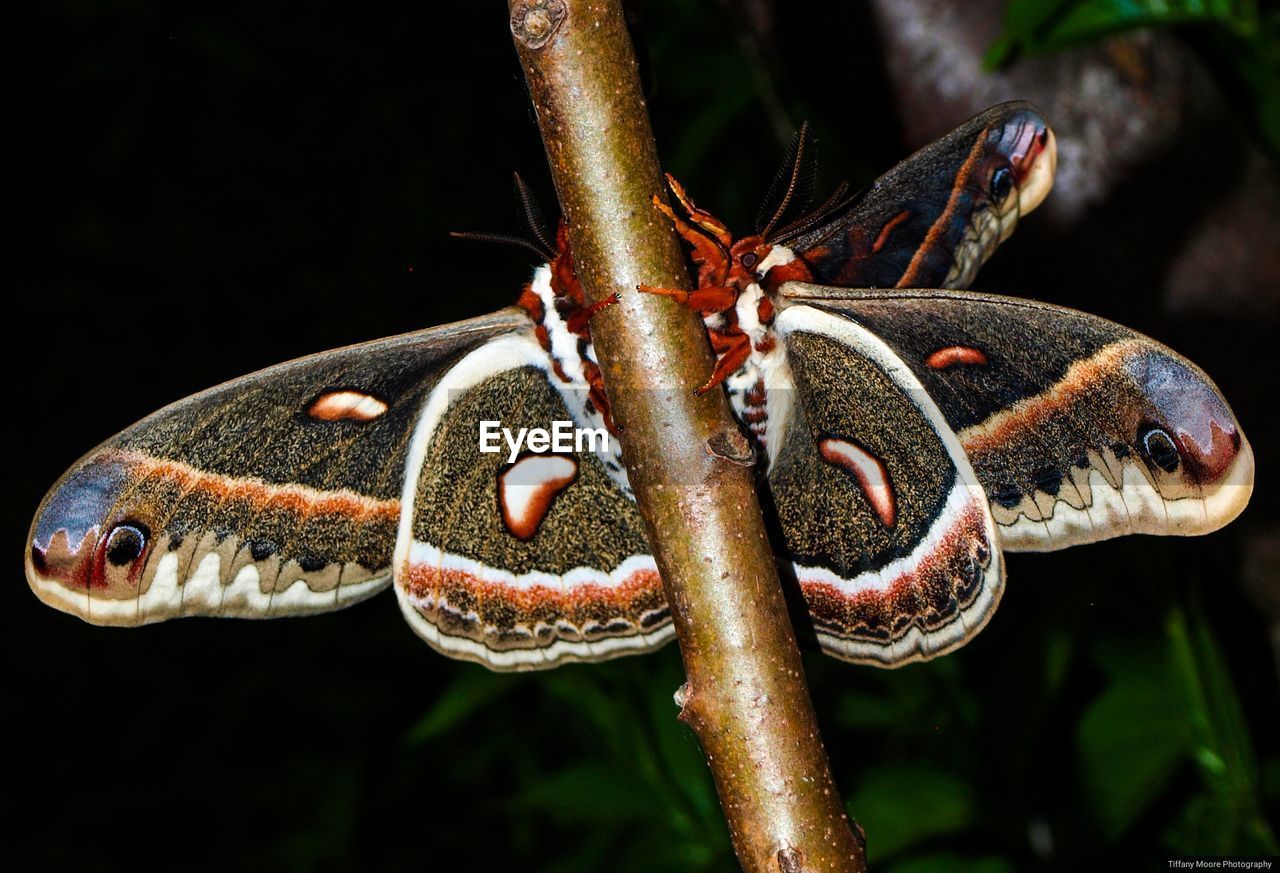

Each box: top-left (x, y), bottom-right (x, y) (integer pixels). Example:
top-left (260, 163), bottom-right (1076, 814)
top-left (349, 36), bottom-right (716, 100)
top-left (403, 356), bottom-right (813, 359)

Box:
top-left (26, 103), bottom-right (1253, 670)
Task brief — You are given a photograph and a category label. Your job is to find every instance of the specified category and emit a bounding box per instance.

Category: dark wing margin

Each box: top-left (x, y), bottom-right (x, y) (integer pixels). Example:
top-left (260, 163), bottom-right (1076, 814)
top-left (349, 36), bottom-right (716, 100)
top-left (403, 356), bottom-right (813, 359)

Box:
top-left (769, 304), bottom-right (1004, 666)
top-left (27, 308), bottom-right (530, 626)
top-left (779, 284), bottom-right (1254, 552)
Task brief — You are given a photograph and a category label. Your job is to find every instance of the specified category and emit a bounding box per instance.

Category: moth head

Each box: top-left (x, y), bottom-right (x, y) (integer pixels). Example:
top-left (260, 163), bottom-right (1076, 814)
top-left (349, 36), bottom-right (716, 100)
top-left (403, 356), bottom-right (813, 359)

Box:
top-left (1121, 347), bottom-right (1252, 520)
top-left (985, 104), bottom-right (1056, 221)
top-left (729, 235), bottom-right (774, 285)
top-left (27, 453), bottom-right (158, 622)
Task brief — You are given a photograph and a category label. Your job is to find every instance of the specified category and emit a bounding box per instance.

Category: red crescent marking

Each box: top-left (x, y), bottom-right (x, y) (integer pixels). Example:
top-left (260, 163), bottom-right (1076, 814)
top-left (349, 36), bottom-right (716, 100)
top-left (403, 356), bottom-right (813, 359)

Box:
top-left (872, 210), bottom-right (912, 253)
top-left (926, 346), bottom-right (989, 370)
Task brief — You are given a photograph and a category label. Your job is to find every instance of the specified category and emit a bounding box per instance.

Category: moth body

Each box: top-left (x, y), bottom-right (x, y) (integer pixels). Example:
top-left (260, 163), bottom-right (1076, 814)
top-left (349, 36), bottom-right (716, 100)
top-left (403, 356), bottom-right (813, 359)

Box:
top-left (720, 246), bottom-right (798, 454)
top-left (523, 263), bottom-right (629, 490)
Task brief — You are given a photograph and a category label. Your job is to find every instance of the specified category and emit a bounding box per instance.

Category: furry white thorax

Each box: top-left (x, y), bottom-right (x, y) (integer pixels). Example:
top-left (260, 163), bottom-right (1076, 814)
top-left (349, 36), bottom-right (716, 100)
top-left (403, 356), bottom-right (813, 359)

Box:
top-left (527, 265), bottom-right (630, 491)
top-left (530, 265), bottom-right (595, 388)
top-left (722, 246), bottom-right (797, 460)
top-left (527, 250), bottom-right (806, 472)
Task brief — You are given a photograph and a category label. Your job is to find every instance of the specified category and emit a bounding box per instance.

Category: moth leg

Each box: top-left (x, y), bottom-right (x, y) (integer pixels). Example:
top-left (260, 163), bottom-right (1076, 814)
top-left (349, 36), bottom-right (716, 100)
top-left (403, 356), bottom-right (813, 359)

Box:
top-left (549, 221), bottom-right (587, 306)
top-left (664, 173), bottom-right (732, 248)
top-left (637, 283), bottom-right (738, 316)
top-left (565, 292), bottom-right (622, 334)
top-left (652, 195), bottom-right (730, 287)
top-left (695, 330), bottom-right (753, 396)
top-left (582, 359), bottom-right (618, 434)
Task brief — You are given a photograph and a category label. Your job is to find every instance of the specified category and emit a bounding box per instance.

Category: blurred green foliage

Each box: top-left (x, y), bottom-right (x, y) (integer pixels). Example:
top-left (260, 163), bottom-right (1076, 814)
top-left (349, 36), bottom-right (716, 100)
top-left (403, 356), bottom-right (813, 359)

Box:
top-left (986, 0), bottom-right (1280, 152)
top-left (397, 575), bottom-right (1276, 870)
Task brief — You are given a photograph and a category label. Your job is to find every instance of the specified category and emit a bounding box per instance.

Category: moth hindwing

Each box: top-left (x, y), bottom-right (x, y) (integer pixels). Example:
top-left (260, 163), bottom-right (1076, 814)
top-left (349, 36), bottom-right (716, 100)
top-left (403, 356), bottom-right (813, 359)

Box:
top-left (765, 304), bottom-right (1004, 665)
top-left (392, 319), bottom-right (673, 670)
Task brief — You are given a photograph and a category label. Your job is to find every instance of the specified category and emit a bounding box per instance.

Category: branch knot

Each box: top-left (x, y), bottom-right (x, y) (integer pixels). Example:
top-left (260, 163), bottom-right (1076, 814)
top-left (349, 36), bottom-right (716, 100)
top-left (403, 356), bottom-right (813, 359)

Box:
top-left (511, 0), bottom-right (567, 50)
top-left (706, 427), bottom-right (756, 466)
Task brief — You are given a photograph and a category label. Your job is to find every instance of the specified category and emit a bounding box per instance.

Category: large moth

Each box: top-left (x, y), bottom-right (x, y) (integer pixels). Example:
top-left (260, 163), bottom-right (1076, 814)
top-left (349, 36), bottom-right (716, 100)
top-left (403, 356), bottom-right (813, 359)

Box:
top-left (26, 102), bottom-right (1253, 671)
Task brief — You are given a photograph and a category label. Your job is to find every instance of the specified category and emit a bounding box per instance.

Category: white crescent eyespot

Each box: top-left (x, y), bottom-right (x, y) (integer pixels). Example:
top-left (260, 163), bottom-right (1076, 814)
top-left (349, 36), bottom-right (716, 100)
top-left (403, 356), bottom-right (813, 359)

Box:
top-left (818, 437), bottom-right (896, 528)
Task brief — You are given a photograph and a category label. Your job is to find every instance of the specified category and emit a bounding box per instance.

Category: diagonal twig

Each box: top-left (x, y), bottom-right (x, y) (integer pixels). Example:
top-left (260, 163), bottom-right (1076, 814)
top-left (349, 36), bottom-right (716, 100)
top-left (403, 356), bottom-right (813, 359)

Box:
top-left (508, 1), bottom-right (868, 869)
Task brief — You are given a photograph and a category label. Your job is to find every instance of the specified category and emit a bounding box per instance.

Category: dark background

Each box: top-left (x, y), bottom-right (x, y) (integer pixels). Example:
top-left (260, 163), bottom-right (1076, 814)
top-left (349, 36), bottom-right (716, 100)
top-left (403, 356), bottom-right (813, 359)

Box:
top-left (8, 1), bottom-right (1278, 870)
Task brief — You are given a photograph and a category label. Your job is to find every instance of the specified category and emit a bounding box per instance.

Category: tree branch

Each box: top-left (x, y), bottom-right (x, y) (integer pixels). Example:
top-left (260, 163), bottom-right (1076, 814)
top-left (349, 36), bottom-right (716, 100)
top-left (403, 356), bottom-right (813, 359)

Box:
top-left (508, 1), bottom-right (867, 869)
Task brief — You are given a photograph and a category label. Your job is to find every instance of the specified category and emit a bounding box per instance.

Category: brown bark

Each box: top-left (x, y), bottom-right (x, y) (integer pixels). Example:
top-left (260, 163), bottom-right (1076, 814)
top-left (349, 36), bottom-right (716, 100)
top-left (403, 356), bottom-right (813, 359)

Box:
top-left (507, 1), bottom-right (867, 869)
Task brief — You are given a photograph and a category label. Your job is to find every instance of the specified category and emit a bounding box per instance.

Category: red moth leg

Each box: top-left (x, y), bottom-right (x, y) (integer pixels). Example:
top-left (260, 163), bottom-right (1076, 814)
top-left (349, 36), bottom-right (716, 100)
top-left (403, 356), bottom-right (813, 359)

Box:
top-left (636, 283), bottom-right (739, 316)
top-left (664, 173), bottom-right (733, 248)
top-left (581, 359), bottom-right (618, 434)
top-left (651, 196), bottom-right (730, 288)
top-left (696, 331), bottom-right (754, 396)
top-left (565, 292), bottom-right (621, 335)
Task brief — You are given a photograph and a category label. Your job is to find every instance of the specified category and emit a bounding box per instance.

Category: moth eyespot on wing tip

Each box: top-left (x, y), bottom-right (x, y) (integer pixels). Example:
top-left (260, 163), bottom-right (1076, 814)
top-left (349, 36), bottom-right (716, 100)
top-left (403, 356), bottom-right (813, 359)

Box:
top-left (307, 390), bottom-right (389, 422)
top-left (1141, 426), bottom-right (1181, 474)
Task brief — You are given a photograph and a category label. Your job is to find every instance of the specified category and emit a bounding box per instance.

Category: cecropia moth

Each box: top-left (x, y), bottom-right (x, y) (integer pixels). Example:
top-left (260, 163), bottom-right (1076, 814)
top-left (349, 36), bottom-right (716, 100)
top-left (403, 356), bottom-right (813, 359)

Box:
top-left (27, 102), bottom-right (1252, 670)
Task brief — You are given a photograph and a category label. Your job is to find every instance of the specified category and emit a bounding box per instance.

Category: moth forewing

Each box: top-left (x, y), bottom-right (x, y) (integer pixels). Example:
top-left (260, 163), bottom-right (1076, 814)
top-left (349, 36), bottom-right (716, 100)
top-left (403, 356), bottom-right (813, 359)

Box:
top-left (775, 283), bottom-right (1254, 553)
top-left (785, 102), bottom-right (1056, 291)
top-left (26, 310), bottom-right (530, 626)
